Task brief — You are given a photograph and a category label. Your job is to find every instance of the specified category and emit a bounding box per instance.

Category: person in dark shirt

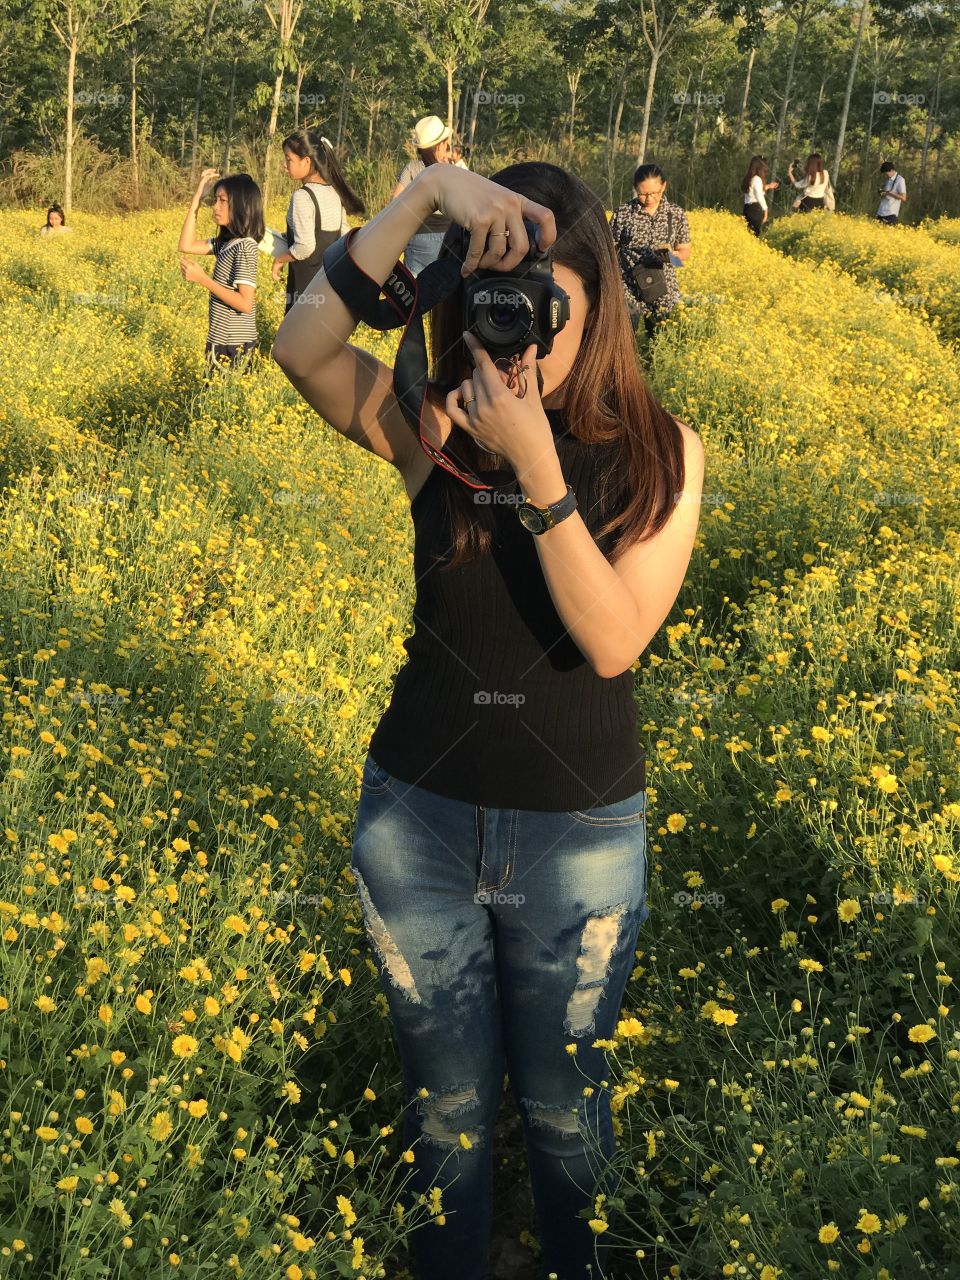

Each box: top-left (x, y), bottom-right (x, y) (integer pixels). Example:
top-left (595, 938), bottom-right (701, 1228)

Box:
top-left (272, 159), bottom-right (704, 1280)
top-left (177, 169), bottom-right (265, 377)
top-left (610, 162), bottom-right (692, 342)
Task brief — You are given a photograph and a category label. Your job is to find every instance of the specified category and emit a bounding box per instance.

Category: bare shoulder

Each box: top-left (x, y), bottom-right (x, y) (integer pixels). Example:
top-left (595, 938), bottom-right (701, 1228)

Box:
top-left (672, 417), bottom-right (705, 495)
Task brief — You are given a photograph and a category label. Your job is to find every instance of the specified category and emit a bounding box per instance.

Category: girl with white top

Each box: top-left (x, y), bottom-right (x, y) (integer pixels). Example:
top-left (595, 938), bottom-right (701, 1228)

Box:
top-left (741, 155), bottom-right (779, 237)
top-left (788, 152), bottom-right (830, 212)
top-left (274, 129), bottom-right (366, 314)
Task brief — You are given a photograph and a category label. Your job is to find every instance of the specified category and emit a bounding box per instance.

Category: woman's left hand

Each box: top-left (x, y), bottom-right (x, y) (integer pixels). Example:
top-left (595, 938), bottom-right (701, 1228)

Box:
top-left (445, 334), bottom-right (556, 477)
top-left (178, 257), bottom-right (205, 284)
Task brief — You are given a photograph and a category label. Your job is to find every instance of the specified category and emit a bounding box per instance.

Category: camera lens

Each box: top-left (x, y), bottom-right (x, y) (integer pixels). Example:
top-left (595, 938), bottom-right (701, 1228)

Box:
top-left (490, 299), bottom-right (520, 330)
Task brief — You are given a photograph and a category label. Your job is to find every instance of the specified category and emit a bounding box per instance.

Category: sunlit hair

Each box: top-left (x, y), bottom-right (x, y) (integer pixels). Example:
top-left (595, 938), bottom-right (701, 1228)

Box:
top-left (210, 174), bottom-right (265, 246)
top-left (425, 161), bottom-right (686, 571)
top-left (804, 153), bottom-right (825, 182)
top-left (742, 155), bottom-right (768, 193)
top-left (281, 128), bottom-right (366, 217)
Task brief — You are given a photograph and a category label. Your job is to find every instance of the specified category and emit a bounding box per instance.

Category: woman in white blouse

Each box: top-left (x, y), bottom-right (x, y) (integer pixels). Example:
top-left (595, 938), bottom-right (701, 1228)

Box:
top-left (742, 155), bottom-right (779, 237)
top-left (788, 153), bottom-right (830, 212)
top-left (274, 129), bottom-right (366, 313)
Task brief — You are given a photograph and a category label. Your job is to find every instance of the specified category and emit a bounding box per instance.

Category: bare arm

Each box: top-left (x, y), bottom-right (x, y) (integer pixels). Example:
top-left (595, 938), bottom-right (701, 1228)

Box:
top-left (512, 424), bottom-right (704, 678)
top-left (192, 275), bottom-right (255, 314)
top-left (179, 167), bottom-right (219, 254)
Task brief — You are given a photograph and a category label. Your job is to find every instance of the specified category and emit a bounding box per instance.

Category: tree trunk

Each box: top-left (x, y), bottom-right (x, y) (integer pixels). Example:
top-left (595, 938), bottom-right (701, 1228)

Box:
top-left (737, 45), bottom-right (755, 133)
top-left (691, 62), bottom-right (705, 150)
top-left (191, 0), bottom-right (219, 183)
top-left (446, 60), bottom-right (455, 132)
top-left (636, 47), bottom-right (659, 166)
top-left (607, 70), bottom-right (627, 205)
top-left (221, 57), bottom-right (238, 173)
top-left (918, 45), bottom-right (946, 192)
top-left (810, 77), bottom-right (825, 150)
top-left (862, 56), bottom-right (878, 176)
top-left (567, 68), bottom-right (581, 148)
top-left (130, 40), bottom-right (139, 207)
top-left (773, 0), bottom-right (807, 174)
top-left (65, 34), bottom-right (77, 215)
top-left (467, 65), bottom-right (485, 148)
top-left (294, 58), bottom-right (306, 128)
top-left (263, 66), bottom-right (284, 209)
top-left (336, 62), bottom-right (352, 150)
top-left (833, 0), bottom-right (869, 190)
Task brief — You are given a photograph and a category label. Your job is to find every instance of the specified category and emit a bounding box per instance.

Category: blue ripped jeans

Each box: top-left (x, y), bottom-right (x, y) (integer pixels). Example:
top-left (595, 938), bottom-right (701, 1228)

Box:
top-left (349, 751), bottom-right (650, 1280)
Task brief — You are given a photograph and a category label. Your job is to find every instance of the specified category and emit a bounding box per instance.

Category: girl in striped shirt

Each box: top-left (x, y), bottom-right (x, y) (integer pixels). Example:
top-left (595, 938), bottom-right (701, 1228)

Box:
top-left (178, 169), bottom-right (265, 376)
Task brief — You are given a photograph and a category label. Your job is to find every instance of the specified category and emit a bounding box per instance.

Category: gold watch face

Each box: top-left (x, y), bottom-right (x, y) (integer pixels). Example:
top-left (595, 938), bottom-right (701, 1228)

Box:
top-left (518, 505), bottom-right (546, 533)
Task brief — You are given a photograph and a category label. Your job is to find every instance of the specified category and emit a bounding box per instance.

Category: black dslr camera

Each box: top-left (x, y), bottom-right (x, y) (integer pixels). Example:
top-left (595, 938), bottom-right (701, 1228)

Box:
top-left (459, 219), bottom-right (570, 361)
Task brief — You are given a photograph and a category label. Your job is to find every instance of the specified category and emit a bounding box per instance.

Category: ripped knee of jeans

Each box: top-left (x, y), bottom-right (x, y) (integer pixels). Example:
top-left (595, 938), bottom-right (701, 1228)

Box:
top-left (414, 1083), bottom-right (484, 1150)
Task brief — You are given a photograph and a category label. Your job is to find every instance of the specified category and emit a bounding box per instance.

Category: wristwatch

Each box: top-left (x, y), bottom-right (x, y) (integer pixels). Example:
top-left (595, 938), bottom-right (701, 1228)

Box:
top-left (517, 484), bottom-right (578, 535)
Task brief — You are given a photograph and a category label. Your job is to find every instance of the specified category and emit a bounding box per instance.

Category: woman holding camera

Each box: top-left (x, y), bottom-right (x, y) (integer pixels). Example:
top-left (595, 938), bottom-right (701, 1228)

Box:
top-left (390, 114), bottom-right (453, 275)
top-left (788, 153), bottom-right (830, 211)
top-left (272, 161), bottom-right (704, 1280)
top-left (610, 163), bottom-right (692, 341)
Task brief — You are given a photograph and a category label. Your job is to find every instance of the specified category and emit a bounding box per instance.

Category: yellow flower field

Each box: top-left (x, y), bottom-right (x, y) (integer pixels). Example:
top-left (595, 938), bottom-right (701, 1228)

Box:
top-left (765, 209), bottom-right (960, 341)
top-left (0, 207), bottom-right (958, 1278)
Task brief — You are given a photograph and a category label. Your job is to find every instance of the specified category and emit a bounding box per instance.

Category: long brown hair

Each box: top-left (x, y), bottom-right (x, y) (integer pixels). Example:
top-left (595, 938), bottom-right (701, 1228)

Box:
top-left (804, 152), bottom-right (825, 182)
top-left (742, 155), bottom-right (768, 193)
top-left (425, 162), bottom-right (686, 571)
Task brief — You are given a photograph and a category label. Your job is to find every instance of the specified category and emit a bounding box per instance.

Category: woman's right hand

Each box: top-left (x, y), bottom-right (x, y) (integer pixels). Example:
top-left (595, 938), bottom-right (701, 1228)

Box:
top-left (195, 167), bottom-right (220, 201)
top-left (418, 164), bottom-right (556, 277)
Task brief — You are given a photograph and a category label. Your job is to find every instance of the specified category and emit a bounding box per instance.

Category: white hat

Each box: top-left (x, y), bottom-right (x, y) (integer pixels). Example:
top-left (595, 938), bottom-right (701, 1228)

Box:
top-left (412, 114), bottom-right (451, 150)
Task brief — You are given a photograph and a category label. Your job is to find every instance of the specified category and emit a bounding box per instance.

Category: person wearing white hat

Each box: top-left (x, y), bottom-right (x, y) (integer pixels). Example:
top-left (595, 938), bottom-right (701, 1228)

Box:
top-left (390, 114), bottom-right (453, 275)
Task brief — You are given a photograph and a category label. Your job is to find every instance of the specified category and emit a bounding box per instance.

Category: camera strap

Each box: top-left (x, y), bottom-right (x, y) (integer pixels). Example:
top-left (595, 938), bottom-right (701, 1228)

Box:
top-left (321, 229), bottom-right (514, 491)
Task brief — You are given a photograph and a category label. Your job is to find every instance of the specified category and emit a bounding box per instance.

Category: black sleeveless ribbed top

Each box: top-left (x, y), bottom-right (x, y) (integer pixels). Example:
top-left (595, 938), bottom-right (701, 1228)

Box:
top-left (368, 407), bottom-right (647, 810)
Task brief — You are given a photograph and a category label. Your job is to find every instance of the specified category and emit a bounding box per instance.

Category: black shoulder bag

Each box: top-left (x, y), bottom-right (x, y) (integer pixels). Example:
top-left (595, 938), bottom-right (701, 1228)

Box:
top-left (627, 207), bottom-right (674, 307)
